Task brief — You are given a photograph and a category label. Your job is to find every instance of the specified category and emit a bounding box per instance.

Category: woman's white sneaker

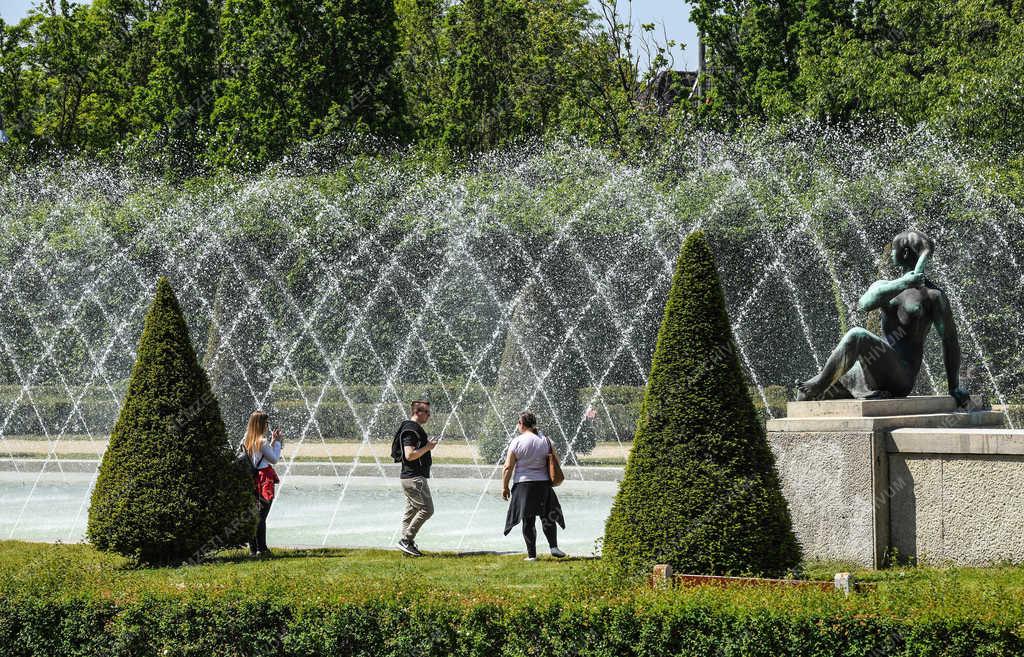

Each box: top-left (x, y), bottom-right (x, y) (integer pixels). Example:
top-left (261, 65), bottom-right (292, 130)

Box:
top-left (524, 556), bottom-right (537, 561)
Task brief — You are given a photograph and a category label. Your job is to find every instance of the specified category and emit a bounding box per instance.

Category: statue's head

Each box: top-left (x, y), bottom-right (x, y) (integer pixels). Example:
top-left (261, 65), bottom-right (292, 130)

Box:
top-left (891, 230), bottom-right (935, 272)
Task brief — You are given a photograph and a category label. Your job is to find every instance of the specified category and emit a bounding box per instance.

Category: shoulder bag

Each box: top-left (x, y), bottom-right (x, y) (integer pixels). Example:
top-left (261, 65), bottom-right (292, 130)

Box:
top-left (546, 437), bottom-right (565, 487)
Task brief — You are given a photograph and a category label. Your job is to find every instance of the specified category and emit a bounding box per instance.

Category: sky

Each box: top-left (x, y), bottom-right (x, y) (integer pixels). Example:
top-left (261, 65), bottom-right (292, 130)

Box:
top-left (0, 0), bottom-right (700, 70)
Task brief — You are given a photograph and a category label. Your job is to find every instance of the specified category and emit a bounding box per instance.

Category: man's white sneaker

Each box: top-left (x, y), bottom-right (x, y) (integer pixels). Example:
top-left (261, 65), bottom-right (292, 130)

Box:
top-left (550, 547), bottom-right (567, 558)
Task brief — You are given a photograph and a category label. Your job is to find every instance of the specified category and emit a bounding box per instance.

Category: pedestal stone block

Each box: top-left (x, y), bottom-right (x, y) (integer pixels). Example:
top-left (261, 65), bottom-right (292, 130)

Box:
top-left (784, 395), bottom-right (981, 418)
top-left (768, 430), bottom-right (888, 568)
top-left (768, 396), bottom-right (1008, 568)
top-left (888, 428), bottom-right (1024, 565)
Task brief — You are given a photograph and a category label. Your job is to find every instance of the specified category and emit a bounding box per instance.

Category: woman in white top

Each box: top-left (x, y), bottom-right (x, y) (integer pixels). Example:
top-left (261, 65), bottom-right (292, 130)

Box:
top-left (501, 411), bottom-right (566, 560)
top-left (242, 410), bottom-right (283, 556)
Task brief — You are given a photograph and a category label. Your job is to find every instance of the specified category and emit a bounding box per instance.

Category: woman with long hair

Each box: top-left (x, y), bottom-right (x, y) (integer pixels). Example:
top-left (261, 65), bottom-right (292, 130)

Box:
top-left (501, 411), bottom-right (566, 560)
top-left (243, 410), bottom-right (283, 556)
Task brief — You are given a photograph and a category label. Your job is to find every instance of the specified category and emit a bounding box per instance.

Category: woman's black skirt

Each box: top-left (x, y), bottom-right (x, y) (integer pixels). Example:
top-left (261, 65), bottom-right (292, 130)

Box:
top-left (504, 481), bottom-right (565, 535)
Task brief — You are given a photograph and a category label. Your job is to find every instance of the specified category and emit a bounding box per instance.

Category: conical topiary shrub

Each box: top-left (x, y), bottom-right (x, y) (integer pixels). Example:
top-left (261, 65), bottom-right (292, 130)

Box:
top-left (88, 277), bottom-right (256, 565)
top-left (602, 231), bottom-right (800, 577)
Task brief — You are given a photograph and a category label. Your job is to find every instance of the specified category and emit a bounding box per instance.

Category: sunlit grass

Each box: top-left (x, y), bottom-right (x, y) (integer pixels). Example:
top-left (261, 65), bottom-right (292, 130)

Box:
top-left (4, 540), bottom-right (1024, 624)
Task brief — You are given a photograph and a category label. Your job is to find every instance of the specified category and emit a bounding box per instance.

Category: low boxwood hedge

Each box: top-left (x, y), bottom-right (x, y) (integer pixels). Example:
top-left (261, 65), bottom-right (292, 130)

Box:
top-left (3, 542), bottom-right (1023, 656)
top-left (1, 592), bottom-right (1021, 656)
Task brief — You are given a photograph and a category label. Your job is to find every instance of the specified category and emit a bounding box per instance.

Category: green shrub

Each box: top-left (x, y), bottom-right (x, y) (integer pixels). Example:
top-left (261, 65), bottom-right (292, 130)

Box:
top-left (753, 384), bottom-right (789, 420)
top-left (310, 381), bottom-right (494, 410)
top-left (577, 386), bottom-right (643, 443)
top-left (0, 593), bottom-right (1021, 657)
top-left (0, 379), bottom-right (788, 442)
top-left (3, 542), bottom-right (1024, 656)
top-left (603, 231), bottom-right (801, 577)
top-left (476, 425), bottom-right (513, 464)
top-left (87, 277), bottom-right (256, 565)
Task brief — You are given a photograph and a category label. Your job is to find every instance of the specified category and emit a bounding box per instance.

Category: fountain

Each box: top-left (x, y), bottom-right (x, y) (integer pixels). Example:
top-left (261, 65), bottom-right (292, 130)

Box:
top-left (0, 127), bottom-right (1021, 554)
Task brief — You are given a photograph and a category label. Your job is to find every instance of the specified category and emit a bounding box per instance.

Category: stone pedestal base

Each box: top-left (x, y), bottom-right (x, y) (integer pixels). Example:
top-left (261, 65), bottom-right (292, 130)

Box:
top-left (768, 395), bottom-right (1017, 568)
top-left (887, 429), bottom-right (1024, 565)
top-left (769, 430), bottom-right (888, 568)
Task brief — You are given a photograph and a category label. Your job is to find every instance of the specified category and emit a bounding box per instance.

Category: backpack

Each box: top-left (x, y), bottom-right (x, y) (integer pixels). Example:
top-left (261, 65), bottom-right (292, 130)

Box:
top-left (236, 442), bottom-right (264, 478)
top-left (391, 421), bottom-right (419, 463)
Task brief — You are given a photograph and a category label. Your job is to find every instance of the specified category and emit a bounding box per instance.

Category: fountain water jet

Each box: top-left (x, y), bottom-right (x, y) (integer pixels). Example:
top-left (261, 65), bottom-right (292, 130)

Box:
top-left (0, 128), bottom-right (1020, 549)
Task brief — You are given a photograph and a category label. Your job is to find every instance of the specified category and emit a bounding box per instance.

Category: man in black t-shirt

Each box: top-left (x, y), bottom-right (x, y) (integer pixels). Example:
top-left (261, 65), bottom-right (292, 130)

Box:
top-left (396, 400), bottom-right (438, 557)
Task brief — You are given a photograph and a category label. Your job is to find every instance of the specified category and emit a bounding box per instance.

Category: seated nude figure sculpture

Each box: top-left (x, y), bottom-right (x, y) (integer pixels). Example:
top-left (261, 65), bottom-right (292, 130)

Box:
top-left (797, 230), bottom-right (970, 406)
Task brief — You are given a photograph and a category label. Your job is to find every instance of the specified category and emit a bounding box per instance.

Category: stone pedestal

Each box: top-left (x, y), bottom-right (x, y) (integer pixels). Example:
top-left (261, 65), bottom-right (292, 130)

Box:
top-left (768, 395), bottom-right (1017, 568)
top-left (887, 428), bottom-right (1024, 565)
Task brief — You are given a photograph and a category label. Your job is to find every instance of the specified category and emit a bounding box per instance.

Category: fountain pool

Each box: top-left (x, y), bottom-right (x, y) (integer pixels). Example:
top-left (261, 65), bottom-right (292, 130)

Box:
top-left (0, 471), bottom-right (617, 555)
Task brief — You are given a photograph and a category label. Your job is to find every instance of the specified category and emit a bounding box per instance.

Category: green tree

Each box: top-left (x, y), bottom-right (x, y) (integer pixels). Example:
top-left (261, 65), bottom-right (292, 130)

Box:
top-left (129, 0), bottom-right (219, 163)
top-left (0, 18), bottom-right (37, 148)
top-left (88, 277), bottom-right (255, 565)
top-left (16, 0), bottom-right (154, 154)
top-left (557, 1), bottom-right (682, 153)
top-left (430, 0), bottom-right (531, 155)
top-left (394, 0), bottom-right (448, 139)
top-left (397, 0), bottom-right (597, 156)
top-left (209, 0), bottom-right (405, 168)
top-left (602, 230), bottom-right (800, 577)
top-left (693, 0), bottom-right (1024, 149)
top-left (798, 0), bottom-right (1024, 146)
top-left (27, 0), bottom-right (107, 150)
top-left (690, 0), bottom-right (809, 119)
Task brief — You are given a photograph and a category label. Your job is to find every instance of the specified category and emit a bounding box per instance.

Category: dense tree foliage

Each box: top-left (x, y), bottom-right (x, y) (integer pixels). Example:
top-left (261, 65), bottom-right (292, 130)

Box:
top-left (209, 0), bottom-right (406, 167)
top-left (0, 0), bottom-right (673, 166)
top-left (131, 0), bottom-right (220, 161)
top-left (1, 0), bottom-right (1023, 167)
top-left (692, 0), bottom-right (1024, 146)
top-left (399, 0), bottom-right (605, 156)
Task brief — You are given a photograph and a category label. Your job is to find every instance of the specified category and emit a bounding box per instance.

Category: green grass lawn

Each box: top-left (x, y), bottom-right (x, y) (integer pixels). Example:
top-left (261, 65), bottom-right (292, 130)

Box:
top-left (4, 540), bottom-right (1024, 625)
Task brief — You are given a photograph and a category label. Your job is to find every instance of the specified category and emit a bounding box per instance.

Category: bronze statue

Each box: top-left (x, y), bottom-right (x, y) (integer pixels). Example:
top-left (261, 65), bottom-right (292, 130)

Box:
top-left (797, 230), bottom-right (970, 406)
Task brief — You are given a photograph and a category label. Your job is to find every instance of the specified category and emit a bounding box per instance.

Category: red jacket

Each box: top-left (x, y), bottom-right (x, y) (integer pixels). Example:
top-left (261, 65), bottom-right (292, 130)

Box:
top-left (255, 466), bottom-right (280, 502)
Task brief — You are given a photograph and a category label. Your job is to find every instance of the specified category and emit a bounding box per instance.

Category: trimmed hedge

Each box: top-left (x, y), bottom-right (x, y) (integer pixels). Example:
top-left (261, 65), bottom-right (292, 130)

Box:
top-left (4, 542), bottom-right (1024, 655)
top-left (87, 277), bottom-right (256, 565)
top-left (603, 231), bottom-right (800, 577)
top-left (0, 593), bottom-right (1021, 657)
top-left (271, 399), bottom-right (491, 441)
top-left (269, 382), bottom-right (494, 409)
top-left (0, 398), bottom-right (120, 436)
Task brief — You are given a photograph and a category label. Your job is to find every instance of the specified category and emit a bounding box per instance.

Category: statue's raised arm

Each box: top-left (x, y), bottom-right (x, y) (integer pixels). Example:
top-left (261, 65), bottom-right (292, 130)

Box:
top-left (857, 231), bottom-right (933, 312)
top-left (857, 270), bottom-right (926, 312)
top-left (796, 230), bottom-right (968, 406)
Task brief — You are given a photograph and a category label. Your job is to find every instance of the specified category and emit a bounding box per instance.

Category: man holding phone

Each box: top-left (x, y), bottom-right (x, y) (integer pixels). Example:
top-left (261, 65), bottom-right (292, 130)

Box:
top-left (395, 399), bottom-right (438, 557)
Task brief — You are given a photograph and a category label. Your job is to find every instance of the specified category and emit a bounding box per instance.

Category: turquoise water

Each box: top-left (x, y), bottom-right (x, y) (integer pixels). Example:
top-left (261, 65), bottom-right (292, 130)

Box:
top-left (0, 471), bottom-right (617, 556)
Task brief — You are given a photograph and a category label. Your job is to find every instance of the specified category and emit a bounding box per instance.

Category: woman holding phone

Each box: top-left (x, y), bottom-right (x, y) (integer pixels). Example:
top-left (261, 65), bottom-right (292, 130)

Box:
top-left (242, 410), bottom-right (283, 557)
